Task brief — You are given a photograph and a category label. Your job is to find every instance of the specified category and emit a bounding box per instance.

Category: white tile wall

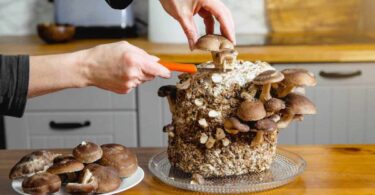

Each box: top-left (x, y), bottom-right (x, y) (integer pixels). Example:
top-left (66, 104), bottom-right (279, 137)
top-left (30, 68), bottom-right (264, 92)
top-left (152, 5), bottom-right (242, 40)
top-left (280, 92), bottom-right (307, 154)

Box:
top-left (0, 0), bottom-right (53, 36)
top-left (0, 0), bottom-right (267, 36)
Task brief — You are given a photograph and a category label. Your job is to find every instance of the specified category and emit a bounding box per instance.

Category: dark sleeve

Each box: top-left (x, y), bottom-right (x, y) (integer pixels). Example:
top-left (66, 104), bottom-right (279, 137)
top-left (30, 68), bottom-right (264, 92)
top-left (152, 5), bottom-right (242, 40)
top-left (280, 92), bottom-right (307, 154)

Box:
top-left (0, 55), bottom-right (29, 117)
top-left (105, 0), bottom-right (133, 9)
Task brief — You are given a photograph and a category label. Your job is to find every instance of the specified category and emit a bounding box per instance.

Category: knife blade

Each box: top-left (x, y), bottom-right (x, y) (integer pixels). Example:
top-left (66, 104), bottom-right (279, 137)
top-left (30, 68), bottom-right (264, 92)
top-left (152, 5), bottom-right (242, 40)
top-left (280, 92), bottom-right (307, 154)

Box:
top-left (159, 61), bottom-right (222, 73)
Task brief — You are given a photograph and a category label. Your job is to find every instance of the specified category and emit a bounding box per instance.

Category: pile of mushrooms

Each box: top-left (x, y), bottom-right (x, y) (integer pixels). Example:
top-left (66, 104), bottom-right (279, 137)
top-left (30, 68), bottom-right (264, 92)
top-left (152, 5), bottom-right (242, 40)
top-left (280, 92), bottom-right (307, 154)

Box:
top-left (9, 142), bottom-right (138, 194)
top-left (231, 68), bottom-right (317, 147)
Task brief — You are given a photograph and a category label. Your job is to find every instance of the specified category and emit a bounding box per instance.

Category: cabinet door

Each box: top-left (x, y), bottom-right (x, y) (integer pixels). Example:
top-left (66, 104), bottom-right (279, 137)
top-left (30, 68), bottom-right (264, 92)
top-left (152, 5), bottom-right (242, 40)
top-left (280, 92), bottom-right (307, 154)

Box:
top-left (137, 73), bottom-right (179, 147)
top-left (275, 63), bottom-right (375, 144)
top-left (5, 111), bottom-right (137, 149)
top-left (26, 87), bottom-right (136, 111)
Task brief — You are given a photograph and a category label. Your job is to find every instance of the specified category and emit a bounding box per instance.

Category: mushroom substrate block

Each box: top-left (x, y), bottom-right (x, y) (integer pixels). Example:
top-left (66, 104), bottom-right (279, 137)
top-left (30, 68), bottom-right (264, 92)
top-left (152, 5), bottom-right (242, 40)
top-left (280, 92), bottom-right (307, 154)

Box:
top-left (159, 60), bottom-right (317, 177)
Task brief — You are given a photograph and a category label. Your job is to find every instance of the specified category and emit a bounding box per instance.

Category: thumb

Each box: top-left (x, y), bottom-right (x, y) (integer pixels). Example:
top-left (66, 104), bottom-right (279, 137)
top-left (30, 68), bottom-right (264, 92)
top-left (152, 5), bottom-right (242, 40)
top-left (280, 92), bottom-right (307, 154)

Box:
top-left (178, 16), bottom-right (199, 50)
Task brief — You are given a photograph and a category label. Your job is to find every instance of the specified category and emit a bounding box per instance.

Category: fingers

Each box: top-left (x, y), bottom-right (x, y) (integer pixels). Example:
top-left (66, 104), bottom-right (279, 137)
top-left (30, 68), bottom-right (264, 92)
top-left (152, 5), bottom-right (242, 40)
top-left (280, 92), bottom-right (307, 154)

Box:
top-left (141, 60), bottom-right (171, 79)
top-left (178, 15), bottom-right (199, 50)
top-left (198, 9), bottom-right (215, 34)
top-left (201, 0), bottom-right (236, 44)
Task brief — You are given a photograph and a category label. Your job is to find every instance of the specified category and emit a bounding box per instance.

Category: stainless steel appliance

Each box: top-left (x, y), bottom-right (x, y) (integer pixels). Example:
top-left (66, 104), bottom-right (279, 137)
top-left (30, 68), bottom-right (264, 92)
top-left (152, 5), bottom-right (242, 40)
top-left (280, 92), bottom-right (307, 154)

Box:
top-left (54, 0), bottom-right (137, 38)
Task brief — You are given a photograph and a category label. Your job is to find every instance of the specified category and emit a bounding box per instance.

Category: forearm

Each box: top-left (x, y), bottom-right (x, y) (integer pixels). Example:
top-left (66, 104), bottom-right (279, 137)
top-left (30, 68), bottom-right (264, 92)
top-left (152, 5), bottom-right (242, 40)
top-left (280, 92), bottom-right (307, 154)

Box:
top-left (28, 51), bottom-right (90, 98)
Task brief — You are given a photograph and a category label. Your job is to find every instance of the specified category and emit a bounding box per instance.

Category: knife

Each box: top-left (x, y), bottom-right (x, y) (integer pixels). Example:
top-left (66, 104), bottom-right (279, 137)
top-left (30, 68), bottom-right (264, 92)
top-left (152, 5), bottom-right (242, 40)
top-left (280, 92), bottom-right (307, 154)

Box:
top-left (159, 61), bottom-right (222, 74)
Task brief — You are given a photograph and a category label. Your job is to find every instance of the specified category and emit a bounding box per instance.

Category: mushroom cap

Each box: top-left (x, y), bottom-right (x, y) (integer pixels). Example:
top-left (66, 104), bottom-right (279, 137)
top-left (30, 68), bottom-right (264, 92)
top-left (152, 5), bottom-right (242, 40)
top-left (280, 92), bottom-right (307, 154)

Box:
top-left (99, 143), bottom-right (138, 177)
top-left (9, 150), bottom-right (61, 179)
top-left (282, 68), bottom-right (317, 86)
top-left (237, 100), bottom-right (267, 121)
top-left (157, 85), bottom-right (177, 98)
top-left (85, 164), bottom-right (122, 193)
top-left (73, 141), bottom-right (103, 163)
top-left (285, 93), bottom-right (317, 115)
top-left (47, 155), bottom-right (84, 175)
top-left (264, 98), bottom-right (286, 112)
top-left (253, 70), bottom-right (284, 85)
top-left (22, 172), bottom-right (61, 194)
top-left (223, 117), bottom-right (250, 132)
top-left (254, 118), bottom-right (277, 132)
top-left (195, 34), bottom-right (234, 52)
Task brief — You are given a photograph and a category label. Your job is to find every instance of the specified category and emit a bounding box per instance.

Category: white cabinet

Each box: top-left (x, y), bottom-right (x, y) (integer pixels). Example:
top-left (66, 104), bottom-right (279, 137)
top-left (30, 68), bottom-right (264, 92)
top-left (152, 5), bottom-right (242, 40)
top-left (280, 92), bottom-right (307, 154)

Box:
top-left (5, 87), bottom-right (138, 149)
top-left (275, 63), bottom-right (375, 144)
top-left (138, 63), bottom-right (375, 146)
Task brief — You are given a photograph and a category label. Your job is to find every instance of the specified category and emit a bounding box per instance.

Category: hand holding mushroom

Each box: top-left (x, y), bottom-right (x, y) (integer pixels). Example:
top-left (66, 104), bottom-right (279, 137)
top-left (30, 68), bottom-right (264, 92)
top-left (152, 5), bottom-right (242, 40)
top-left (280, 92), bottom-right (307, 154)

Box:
top-left (159, 0), bottom-right (235, 49)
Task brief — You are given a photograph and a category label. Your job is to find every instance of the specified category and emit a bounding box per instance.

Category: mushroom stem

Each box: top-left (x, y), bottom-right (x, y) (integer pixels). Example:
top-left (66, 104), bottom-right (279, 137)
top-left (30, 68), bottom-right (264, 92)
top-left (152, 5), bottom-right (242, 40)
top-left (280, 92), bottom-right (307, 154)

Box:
top-left (251, 131), bottom-right (264, 147)
top-left (278, 85), bottom-right (295, 98)
top-left (166, 97), bottom-right (175, 113)
top-left (277, 111), bottom-right (295, 129)
top-left (260, 83), bottom-right (272, 102)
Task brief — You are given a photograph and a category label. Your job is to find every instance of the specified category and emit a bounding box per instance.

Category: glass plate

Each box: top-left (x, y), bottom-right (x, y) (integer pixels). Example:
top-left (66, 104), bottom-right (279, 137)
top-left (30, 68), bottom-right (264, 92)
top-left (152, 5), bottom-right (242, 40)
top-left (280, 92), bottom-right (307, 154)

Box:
top-left (148, 148), bottom-right (305, 193)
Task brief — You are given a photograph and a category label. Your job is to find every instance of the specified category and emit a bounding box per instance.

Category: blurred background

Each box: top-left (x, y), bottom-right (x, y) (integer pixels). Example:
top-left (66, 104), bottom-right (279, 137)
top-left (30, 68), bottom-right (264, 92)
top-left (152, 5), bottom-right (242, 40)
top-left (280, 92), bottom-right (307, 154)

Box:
top-left (1, 0), bottom-right (375, 149)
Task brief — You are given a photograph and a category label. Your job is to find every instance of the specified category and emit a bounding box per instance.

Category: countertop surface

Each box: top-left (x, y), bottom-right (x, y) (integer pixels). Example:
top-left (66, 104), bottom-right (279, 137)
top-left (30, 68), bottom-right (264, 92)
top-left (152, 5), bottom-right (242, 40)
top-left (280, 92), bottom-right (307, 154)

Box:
top-left (2, 35), bottom-right (375, 63)
top-left (1, 145), bottom-right (375, 194)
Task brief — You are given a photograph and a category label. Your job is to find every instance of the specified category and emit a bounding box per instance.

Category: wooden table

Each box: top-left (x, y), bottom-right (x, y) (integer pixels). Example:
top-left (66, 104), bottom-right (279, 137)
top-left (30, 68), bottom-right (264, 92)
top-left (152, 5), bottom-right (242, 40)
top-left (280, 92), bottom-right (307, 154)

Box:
top-left (1, 145), bottom-right (375, 194)
top-left (2, 35), bottom-right (375, 63)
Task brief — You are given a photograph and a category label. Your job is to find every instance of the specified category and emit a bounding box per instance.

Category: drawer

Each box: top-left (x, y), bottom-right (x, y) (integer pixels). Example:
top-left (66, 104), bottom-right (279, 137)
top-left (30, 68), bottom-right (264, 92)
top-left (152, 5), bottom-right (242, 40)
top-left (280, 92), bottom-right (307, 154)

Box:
top-left (26, 87), bottom-right (136, 111)
top-left (274, 63), bottom-right (375, 86)
top-left (5, 111), bottom-right (138, 149)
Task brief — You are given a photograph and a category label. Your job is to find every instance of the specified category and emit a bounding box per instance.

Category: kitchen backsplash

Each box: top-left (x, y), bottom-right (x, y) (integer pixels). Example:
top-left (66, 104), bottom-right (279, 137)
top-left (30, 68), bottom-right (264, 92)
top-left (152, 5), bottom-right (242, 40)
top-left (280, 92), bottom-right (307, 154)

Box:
top-left (0, 0), bottom-right (267, 36)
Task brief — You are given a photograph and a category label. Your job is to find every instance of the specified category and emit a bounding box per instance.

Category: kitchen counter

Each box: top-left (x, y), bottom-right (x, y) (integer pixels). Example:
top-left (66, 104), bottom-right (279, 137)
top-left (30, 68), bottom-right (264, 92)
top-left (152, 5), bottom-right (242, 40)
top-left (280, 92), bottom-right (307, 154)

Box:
top-left (1, 145), bottom-right (375, 194)
top-left (2, 35), bottom-right (375, 63)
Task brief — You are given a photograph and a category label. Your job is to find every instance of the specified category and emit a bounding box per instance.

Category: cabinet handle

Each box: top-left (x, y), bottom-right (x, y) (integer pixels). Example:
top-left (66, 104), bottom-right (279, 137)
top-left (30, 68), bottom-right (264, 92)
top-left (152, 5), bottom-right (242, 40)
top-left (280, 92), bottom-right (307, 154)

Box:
top-left (49, 121), bottom-right (90, 130)
top-left (319, 70), bottom-right (362, 79)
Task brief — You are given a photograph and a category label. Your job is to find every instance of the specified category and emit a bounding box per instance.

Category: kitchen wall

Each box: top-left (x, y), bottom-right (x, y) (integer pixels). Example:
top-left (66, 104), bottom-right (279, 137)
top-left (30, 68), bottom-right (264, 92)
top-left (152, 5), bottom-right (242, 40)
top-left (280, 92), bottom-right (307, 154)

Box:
top-left (0, 0), bottom-right (267, 36)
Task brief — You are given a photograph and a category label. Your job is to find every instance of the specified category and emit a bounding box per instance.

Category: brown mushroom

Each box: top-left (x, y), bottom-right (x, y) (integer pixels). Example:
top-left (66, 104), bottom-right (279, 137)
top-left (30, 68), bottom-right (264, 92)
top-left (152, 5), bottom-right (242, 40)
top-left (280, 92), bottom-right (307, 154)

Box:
top-left (237, 100), bottom-right (267, 121)
top-left (158, 85), bottom-right (177, 112)
top-left (264, 98), bottom-right (286, 114)
top-left (47, 155), bottom-right (84, 183)
top-left (195, 34), bottom-right (237, 70)
top-left (83, 164), bottom-right (122, 193)
top-left (195, 34), bottom-right (234, 52)
top-left (73, 141), bottom-right (103, 163)
top-left (251, 119), bottom-right (277, 147)
top-left (99, 143), bottom-right (138, 177)
top-left (224, 117), bottom-right (250, 133)
top-left (22, 172), bottom-right (61, 195)
top-left (278, 69), bottom-right (316, 98)
top-left (9, 150), bottom-right (61, 179)
top-left (277, 93), bottom-right (317, 128)
top-left (253, 70), bottom-right (284, 102)
top-left (47, 156), bottom-right (84, 175)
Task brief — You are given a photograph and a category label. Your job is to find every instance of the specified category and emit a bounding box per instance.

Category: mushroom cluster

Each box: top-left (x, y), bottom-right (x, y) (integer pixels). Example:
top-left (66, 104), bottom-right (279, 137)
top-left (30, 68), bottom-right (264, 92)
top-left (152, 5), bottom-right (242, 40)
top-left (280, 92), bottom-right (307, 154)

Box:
top-left (9, 142), bottom-right (138, 194)
top-left (159, 67), bottom-right (316, 149)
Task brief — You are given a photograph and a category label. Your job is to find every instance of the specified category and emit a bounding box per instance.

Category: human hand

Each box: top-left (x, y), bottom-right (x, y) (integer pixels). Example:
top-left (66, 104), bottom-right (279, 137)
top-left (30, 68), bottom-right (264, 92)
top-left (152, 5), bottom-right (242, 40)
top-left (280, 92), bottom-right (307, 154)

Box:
top-left (159, 0), bottom-right (235, 49)
top-left (83, 41), bottom-right (171, 94)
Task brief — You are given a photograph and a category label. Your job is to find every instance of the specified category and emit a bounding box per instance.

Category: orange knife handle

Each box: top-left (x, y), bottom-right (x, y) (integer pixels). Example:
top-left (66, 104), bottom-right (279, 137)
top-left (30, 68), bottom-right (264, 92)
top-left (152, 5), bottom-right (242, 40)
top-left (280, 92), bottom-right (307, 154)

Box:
top-left (159, 61), bottom-right (197, 74)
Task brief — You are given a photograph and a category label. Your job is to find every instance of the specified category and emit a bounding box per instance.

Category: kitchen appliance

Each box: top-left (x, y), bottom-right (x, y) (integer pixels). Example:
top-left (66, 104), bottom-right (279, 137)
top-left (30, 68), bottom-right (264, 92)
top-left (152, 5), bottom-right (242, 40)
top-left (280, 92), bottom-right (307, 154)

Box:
top-left (54, 0), bottom-right (137, 38)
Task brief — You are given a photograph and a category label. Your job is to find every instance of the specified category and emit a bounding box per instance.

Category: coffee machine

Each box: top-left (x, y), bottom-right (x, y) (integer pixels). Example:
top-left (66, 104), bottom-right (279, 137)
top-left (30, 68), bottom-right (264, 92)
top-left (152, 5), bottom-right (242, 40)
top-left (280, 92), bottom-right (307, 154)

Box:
top-left (54, 0), bottom-right (137, 38)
